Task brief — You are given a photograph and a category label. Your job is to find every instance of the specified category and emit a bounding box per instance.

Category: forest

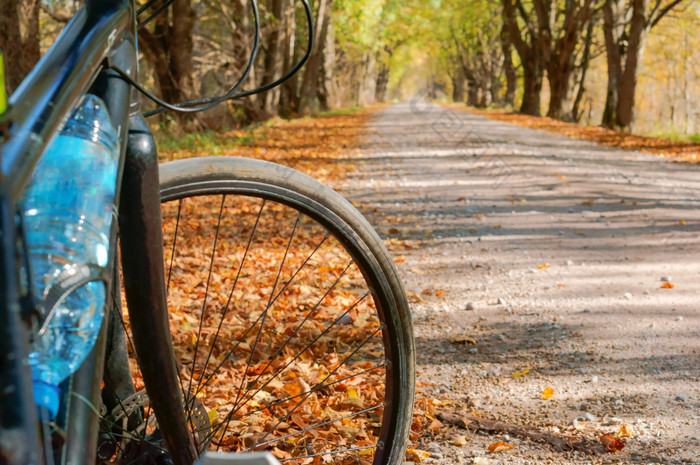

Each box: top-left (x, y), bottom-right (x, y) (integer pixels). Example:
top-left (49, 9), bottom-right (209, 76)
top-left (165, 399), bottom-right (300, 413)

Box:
top-left (1, 0), bottom-right (698, 137)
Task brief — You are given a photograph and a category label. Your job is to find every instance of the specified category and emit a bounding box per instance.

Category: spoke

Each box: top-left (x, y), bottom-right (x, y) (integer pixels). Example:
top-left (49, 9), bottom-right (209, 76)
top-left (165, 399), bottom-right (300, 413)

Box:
top-left (235, 289), bottom-right (370, 413)
top-left (195, 362), bottom-right (388, 447)
top-left (165, 199), bottom-right (183, 294)
top-left (241, 325), bottom-right (384, 449)
top-left (187, 195), bottom-right (227, 450)
top-left (278, 444), bottom-right (378, 462)
top-left (217, 214), bottom-right (302, 450)
top-left (187, 195), bottom-right (227, 396)
top-left (241, 403), bottom-right (384, 453)
top-left (229, 260), bottom-right (354, 410)
top-left (193, 197), bottom-right (269, 399)
top-left (109, 290), bottom-right (157, 437)
top-left (189, 230), bottom-right (331, 401)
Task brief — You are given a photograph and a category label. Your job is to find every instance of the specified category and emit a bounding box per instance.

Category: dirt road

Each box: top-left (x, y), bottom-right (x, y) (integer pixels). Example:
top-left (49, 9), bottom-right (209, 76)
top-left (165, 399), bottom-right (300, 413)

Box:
top-left (335, 100), bottom-right (700, 464)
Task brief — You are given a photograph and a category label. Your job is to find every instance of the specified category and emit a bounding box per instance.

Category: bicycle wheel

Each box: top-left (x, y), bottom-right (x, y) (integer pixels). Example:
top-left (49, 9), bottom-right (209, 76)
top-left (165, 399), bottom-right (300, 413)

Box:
top-left (154, 157), bottom-right (414, 464)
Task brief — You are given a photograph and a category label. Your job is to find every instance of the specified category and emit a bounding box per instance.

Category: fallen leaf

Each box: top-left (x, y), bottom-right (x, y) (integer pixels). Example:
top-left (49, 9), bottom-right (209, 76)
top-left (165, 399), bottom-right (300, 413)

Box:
top-left (473, 458), bottom-right (493, 465)
top-left (450, 435), bottom-right (468, 446)
top-left (511, 367), bottom-right (530, 378)
top-left (538, 263), bottom-right (550, 269)
top-left (435, 290), bottom-right (445, 297)
top-left (678, 220), bottom-right (686, 225)
top-left (556, 283), bottom-right (566, 288)
top-left (388, 227), bottom-right (400, 234)
top-left (410, 268), bottom-right (424, 275)
top-left (617, 424), bottom-right (636, 438)
top-left (493, 224), bottom-right (502, 229)
top-left (541, 387), bottom-right (554, 400)
top-left (661, 282), bottom-right (674, 289)
top-left (428, 419), bottom-right (443, 432)
top-left (450, 335), bottom-right (477, 345)
top-left (574, 231), bottom-right (587, 236)
top-left (599, 433), bottom-right (625, 452)
top-left (406, 448), bottom-right (430, 461)
top-left (487, 441), bottom-right (514, 453)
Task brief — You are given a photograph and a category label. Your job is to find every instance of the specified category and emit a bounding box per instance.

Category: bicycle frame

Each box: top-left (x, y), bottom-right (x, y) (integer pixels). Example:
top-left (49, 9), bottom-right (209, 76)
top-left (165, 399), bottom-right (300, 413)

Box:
top-left (0, 0), bottom-right (194, 464)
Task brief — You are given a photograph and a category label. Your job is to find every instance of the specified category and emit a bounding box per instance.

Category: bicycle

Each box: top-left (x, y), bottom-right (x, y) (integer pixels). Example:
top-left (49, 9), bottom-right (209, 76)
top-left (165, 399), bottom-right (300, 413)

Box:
top-left (0, 0), bottom-right (415, 464)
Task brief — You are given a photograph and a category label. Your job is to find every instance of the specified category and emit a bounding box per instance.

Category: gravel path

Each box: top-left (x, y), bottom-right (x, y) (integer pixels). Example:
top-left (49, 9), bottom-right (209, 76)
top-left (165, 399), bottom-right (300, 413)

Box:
top-left (336, 100), bottom-right (700, 464)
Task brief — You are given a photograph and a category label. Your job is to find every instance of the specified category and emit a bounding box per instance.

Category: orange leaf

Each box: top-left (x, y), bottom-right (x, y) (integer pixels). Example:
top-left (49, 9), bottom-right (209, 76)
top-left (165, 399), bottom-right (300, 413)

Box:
top-left (538, 263), bottom-right (550, 269)
top-left (661, 282), bottom-right (674, 289)
top-left (388, 228), bottom-right (400, 234)
top-left (488, 441), bottom-right (514, 453)
top-left (541, 387), bottom-right (554, 400)
top-left (599, 433), bottom-right (625, 452)
top-left (435, 290), bottom-right (445, 297)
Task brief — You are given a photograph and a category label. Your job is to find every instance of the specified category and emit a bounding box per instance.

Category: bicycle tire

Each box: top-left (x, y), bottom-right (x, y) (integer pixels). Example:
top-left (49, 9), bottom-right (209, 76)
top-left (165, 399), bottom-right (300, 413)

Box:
top-left (149, 156), bottom-right (414, 464)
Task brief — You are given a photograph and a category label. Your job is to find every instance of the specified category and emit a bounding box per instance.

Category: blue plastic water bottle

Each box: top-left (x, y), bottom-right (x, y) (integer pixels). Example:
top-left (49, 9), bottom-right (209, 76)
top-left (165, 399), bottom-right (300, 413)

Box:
top-left (21, 94), bottom-right (120, 419)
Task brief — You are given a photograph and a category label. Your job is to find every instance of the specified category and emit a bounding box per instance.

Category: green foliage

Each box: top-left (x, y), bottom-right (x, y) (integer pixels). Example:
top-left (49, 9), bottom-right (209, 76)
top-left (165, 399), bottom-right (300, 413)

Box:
top-left (155, 129), bottom-right (258, 156)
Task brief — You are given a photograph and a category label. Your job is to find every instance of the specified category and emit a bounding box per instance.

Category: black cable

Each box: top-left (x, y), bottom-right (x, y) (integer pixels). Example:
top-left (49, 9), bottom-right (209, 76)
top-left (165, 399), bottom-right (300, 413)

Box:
top-left (111, 0), bottom-right (313, 117)
top-left (137, 0), bottom-right (175, 29)
top-left (111, 0), bottom-right (260, 114)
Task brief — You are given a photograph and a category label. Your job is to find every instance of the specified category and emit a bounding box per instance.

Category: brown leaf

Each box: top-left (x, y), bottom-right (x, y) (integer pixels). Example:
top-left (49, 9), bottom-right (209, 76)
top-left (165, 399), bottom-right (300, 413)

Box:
top-left (450, 335), bottom-right (477, 345)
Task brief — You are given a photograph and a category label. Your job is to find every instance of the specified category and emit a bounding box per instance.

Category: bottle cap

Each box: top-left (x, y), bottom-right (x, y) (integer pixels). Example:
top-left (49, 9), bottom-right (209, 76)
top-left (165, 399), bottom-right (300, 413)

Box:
top-left (33, 380), bottom-right (60, 420)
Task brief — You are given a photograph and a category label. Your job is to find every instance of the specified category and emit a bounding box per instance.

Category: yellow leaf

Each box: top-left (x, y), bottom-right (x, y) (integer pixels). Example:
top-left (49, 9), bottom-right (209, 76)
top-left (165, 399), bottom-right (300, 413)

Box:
top-left (450, 335), bottom-right (476, 345)
top-left (511, 367), bottom-right (530, 378)
top-left (207, 409), bottom-right (218, 422)
top-left (487, 441), bottom-right (514, 453)
top-left (406, 448), bottom-right (430, 461)
top-left (541, 387), bottom-right (554, 400)
top-left (347, 388), bottom-right (358, 398)
top-left (538, 263), bottom-right (550, 269)
top-left (617, 424), bottom-right (636, 438)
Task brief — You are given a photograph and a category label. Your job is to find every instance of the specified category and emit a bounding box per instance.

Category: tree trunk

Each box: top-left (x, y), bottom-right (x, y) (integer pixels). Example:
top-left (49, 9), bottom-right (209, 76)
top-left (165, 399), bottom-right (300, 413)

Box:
top-left (615, 0), bottom-right (646, 130)
top-left (138, 0), bottom-right (195, 108)
top-left (263, 0), bottom-right (285, 115)
top-left (279, 0), bottom-right (297, 116)
top-left (571, 18), bottom-right (594, 122)
top-left (318, 22), bottom-right (336, 111)
top-left (601, 0), bottom-right (683, 130)
top-left (452, 66), bottom-right (466, 103)
top-left (520, 56), bottom-right (543, 115)
top-left (0, 0), bottom-right (40, 96)
top-left (501, 25), bottom-right (516, 108)
top-left (298, 0), bottom-right (330, 115)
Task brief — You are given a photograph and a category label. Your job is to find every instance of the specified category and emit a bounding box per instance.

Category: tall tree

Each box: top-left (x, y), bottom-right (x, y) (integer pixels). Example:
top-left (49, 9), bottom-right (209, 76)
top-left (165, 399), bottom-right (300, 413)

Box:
top-left (601, 0), bottom-right (686, 130)
top-left (0, 0), bottom-right (40, 96)
top-left (502, 0), bottom-right (597, 117)
top-left (138, 0), bottom-right (196, 105)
